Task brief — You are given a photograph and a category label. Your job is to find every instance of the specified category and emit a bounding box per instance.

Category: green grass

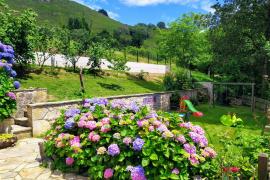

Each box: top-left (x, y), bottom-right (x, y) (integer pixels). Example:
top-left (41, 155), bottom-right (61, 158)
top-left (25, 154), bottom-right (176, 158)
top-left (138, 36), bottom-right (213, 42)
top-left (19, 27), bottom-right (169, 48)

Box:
top-left (19, 69), bottom-right (164, 101)
top-left (6, 0), bottom-right (124, 33)
top-left (189, 104), bottom-right (266, 151)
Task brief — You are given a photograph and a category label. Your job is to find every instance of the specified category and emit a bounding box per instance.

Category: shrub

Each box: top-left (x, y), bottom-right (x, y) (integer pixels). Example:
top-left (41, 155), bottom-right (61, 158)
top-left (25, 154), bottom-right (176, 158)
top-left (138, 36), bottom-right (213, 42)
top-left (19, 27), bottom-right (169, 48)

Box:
top-left (0, 42), bottom-right (19, 121)
top-left (44, 98), bottom-right (218, 179)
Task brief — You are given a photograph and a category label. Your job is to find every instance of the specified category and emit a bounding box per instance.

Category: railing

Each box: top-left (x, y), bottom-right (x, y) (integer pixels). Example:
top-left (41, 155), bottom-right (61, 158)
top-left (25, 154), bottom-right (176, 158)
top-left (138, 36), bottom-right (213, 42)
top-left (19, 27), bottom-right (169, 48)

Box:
top-left (258, 153), bottom-right (269, 180)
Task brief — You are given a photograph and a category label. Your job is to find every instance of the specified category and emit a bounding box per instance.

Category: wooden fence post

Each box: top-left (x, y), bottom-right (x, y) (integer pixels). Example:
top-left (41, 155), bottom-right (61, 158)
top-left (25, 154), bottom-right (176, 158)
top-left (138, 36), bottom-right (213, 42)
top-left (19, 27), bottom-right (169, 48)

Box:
top-left (258, 153), bottom-right (268, 180)
top-left (79, 68), bottom-right (85, 94)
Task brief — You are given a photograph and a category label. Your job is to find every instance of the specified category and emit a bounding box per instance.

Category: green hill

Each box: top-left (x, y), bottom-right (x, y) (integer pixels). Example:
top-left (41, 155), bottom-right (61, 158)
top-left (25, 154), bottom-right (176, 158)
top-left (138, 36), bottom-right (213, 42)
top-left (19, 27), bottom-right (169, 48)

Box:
top-left (5, 0), bottom-right (125, 33)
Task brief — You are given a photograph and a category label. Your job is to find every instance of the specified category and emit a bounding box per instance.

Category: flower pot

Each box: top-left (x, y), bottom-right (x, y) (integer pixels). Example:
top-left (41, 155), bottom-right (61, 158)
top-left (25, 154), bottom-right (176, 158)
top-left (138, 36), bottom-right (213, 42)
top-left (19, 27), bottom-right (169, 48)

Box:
top-left (0, 136), bottom-right (17, 149)
top-left (0, 118), bottom-right (14, 133)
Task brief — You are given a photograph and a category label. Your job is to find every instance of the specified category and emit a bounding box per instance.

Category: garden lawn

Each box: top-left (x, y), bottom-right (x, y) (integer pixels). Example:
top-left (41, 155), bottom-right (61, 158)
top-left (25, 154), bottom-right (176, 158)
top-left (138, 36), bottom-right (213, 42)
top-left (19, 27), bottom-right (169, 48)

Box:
top-left (19, 70), bottom-right (164, 101)
top-left (189, 104), bottom-right (266, 151)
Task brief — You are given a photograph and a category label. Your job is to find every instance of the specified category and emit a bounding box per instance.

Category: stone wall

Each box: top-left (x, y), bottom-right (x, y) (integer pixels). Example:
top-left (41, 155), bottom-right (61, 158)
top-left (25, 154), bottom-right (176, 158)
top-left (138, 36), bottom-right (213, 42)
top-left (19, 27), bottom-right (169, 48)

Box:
top-left (13, 88), bottom-right (48, 118)
top-left (27, 89), bottom-right (199, 136)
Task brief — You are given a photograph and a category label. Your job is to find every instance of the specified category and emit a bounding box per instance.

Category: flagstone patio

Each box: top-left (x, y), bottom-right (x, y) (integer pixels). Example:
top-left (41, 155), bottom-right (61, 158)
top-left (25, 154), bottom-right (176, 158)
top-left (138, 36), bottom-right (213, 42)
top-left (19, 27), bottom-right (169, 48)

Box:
top-left (0, 138), bottom-right (87, 180)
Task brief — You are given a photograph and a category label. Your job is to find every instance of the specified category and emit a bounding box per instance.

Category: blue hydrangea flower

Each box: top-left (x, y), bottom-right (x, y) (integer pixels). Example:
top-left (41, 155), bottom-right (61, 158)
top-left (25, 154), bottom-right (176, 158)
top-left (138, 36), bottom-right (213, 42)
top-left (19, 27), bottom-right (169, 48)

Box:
top-left (65, 108), bottom-right (80, 118)
top-left (13, 81), bottom-right (20, 89)
top-left (133, 138), bottom-right (144, 151)
top-left (64, 118), bottom-right (75, 129)
top-left (10, 70), bottom-right (17, 77)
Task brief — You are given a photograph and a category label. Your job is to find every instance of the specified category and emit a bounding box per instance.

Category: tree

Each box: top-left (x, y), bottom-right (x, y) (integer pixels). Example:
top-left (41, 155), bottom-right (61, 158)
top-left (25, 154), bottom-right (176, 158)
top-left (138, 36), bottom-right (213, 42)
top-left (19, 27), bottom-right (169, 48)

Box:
top-left (98, 9), bottom-right (108, 17)
top-left (210, 0), bottom-right (270, 97)
top-left (63, 40), bottom-right (81, 72)
top-left (107, 53), bottom-right (130, 76)
top-left (34, 26), bottom-right (61, 69)
top-left (0, 2), bottom-right (37, 67)
top-left (87, 43), bottom-right (108, 74)
top-left (157, 22), bottom-right (166, 29)
top-left (158, 13), bottom-right (212, 76)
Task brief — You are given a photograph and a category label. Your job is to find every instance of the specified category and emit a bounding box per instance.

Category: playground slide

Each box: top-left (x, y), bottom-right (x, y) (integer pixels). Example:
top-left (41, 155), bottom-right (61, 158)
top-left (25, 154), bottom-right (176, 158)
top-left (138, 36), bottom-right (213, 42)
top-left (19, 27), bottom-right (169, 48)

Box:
top-left (183, 100), bottom-right (203, 117)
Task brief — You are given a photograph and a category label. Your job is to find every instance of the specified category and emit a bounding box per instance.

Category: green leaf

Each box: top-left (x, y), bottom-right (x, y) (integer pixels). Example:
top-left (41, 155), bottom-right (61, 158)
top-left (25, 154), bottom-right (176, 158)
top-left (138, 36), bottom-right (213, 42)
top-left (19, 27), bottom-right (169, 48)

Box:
top-left (170, 174), bottom-right (180, 179)
top-left (150, 153), bottom-right (158, 161)
top-left (142, 158), bottom-right (149, 167)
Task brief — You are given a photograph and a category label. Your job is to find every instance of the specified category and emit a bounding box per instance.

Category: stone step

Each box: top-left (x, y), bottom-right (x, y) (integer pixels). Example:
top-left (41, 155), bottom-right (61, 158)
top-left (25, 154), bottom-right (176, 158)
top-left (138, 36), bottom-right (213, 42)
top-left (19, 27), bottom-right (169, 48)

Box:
top-left (14, 117), bottom-right (29, 127)
top-left (11, 125), bottom-right (32, 139)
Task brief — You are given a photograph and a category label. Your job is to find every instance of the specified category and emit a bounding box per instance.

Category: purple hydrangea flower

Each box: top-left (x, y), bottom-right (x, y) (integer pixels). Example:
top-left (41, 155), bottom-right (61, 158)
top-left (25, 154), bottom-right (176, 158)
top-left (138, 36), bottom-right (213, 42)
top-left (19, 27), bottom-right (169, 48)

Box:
top-left (129, 165), bottom-right (147, 180)
top-left (90, 98), bottom-right (109, 106)
top-left (189, 132), bottom-right (208, 147)
top-left (133, 138), bottom-right (144, 151)
top-left (111, 99), bottom-right (127, 109)
top-left (13, 81), bottom-right (20, 89)
top-left (172, 168), bottom-right (180, 175)
top-left (64, 118), bottom-right (75, 129)
top-left (108, 144), bottom-right (120, 156)
top-left (145, 112), bottom-right (158, 119)
top-left (184, 143), bottom-right (196, 155)
top-left (176, 135), bottom-right (186, 144)
top-left (191, 125), bottom-right (205, 135)
top-left (129, 102), bottom-right (140, 112)
top-left (6, 92), bottom-right (16, 100)
top-left (65, 108), bottom-right (80, 118)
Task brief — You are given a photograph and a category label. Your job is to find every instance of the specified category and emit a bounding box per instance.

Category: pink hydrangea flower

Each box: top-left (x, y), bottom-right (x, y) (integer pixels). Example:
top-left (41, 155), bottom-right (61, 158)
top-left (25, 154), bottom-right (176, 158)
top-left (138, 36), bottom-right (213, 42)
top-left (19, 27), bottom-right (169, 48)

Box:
top-left (104, 168), bottom-right (114, 179)
top-left (101, 124), bottom-right (111, 133)
top-left (92, 134), bottom-right (101, 142)
top-left (70, 136), bottom-right (81, 148)
top-left (78, 120), bottom-right (86, 128)
top-left (86, 121), bottom-right (97, 130)
top-left (101, 117), bottom-right (110, 125)
top-left (88, 132), bottom-right (100, 142)
top-left (148, 126), bottom-right (155, 132)
top-left (66, 157), bottom-right (74, 166)
top-left (123, 137), bottom-right (133, 145)
top-left (176, 135), bottom-right (186, 144)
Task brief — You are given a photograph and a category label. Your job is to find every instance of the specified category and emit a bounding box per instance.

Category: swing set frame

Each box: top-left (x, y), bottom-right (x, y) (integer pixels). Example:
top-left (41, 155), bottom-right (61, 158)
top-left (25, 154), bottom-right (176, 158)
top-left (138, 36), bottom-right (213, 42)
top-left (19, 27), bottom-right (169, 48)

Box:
top-left (212, 82), bottom-right (255, 112)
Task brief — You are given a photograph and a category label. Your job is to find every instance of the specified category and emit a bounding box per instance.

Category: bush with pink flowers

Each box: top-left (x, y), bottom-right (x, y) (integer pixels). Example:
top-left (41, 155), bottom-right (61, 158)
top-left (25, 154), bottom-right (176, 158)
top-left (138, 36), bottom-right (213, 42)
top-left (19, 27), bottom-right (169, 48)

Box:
top-left (44, 98), bottom-right (218, 179)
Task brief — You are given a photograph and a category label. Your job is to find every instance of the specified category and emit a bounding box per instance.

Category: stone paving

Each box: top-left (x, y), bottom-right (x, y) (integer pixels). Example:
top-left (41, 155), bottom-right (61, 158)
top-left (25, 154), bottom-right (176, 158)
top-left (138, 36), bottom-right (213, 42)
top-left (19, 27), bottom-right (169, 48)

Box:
top-left (0, 138), bottom-right (88, 180)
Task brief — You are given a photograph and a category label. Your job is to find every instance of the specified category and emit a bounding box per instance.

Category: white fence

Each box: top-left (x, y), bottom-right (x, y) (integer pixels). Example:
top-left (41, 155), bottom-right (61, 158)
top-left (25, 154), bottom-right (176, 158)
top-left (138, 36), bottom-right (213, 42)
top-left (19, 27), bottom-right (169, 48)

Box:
top-left (35, 53), bottom-right (170, 74)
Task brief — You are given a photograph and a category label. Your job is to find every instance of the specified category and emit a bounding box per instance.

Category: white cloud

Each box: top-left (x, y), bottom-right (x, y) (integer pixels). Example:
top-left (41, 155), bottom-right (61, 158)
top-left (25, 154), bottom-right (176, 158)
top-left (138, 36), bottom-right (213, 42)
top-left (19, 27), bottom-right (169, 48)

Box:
top-left (120, 0), bottom-right (214, 12)
top-left (107, 11), bottom-right (120, 20)
top-left (72, 0), bottom-right (120, 19)
top-left (120, 0), bottom-right (198, 6)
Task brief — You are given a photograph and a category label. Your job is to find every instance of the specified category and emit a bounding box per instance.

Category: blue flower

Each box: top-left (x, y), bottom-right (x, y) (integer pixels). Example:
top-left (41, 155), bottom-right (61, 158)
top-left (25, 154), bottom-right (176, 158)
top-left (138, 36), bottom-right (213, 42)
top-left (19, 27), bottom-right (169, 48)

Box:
top-left (132, 138), bottom-right (144, 151)
top-left (64, 118), bottom-right (75, 129)
top-left (3, 64), bottom-right (11, 72)
top-left (10, 70), bottom-right (17, 77)
top-left (13, 81), bottom-right (20, 89)
top-left (65, 108), bottom-right (80, 118)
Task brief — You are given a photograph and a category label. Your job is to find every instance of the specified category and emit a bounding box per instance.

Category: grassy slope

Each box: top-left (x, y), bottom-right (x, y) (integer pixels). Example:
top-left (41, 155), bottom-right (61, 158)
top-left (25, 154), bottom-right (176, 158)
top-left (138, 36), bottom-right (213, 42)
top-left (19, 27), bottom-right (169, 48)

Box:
top-left (19, 69), bottom-right (164, 101)
top-left (190, 104), bottom-right (265, 150)
top-left (5, 0), bottom-right (124, 33)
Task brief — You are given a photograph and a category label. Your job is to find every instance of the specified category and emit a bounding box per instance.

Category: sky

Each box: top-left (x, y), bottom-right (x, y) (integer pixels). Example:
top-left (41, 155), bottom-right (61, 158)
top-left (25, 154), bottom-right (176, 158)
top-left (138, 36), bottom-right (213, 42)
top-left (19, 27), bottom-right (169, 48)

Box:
top-left (73, 0), bottom-right (218, 26)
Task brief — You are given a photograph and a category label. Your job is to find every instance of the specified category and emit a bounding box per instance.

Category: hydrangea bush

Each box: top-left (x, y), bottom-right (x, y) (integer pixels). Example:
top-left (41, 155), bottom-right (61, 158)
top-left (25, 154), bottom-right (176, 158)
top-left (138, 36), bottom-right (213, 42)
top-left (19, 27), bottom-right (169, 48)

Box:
top-left (0, 42), bottom-right (20, 121)
top-left (44, 98), bottom-right (218, 179)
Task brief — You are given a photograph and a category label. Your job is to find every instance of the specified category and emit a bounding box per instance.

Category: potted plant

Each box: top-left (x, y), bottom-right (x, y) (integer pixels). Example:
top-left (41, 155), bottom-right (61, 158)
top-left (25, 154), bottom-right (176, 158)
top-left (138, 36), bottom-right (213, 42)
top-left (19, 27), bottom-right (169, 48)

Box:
top-left (0, 134), bottom-right (17, 149)
top-left (0, 42), bottom-right (20, 133)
